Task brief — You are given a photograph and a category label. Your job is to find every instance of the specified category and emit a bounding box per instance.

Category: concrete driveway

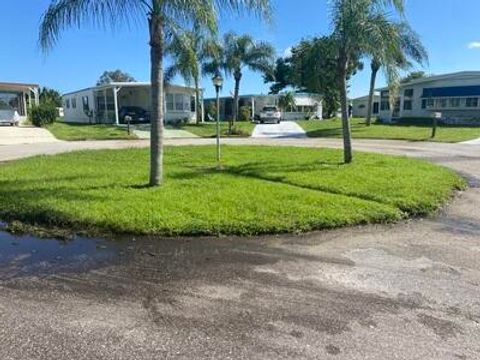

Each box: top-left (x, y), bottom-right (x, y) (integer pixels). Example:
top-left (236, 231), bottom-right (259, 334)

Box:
top-left (252, 121), bottom-right (306, 138)
top-left (0, 138), bottom-right (479, 359)
top-left (0, 125), bottom-right (58, 145)
top-left (127, 124), bottom-right (198, 139)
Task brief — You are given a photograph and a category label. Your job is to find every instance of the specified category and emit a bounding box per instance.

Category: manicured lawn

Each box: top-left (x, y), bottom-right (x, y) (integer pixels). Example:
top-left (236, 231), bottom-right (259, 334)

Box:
top-left (297, 118), bottom-right (480, 143)
top-left (0, 146), bottom-right (465, 237)
top-left (168, 121), bottom-right (255, 138)
top-left (47, 122), bottom-right (137, 141)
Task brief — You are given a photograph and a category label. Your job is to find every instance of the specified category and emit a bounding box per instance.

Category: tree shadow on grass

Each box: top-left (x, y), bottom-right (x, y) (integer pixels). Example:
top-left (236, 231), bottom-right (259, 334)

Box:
top-left (169, 161), bottom-right (394, 208)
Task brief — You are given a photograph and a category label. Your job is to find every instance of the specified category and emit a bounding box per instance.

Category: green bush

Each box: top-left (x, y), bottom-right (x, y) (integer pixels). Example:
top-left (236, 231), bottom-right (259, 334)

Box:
top-left (239, 105), bottom-right (252, 121)
top-left (206, 102), bottom-right (217, 121)
top-left (29, 104), bottom-right (57, 127)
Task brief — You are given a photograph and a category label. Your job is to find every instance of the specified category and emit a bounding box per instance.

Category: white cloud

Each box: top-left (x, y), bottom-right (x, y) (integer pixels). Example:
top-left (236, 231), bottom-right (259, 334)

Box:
top-left (468, 41), bottom-right (480, 49)
top-left (283, 47), bottom-right (293, 58)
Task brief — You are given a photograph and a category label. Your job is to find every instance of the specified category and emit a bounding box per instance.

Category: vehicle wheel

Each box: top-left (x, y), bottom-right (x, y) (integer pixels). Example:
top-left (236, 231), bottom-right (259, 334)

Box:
top-left (260, 121), bottom-right (264, 124)
top-left (277, 120), bottom-right (281, 124)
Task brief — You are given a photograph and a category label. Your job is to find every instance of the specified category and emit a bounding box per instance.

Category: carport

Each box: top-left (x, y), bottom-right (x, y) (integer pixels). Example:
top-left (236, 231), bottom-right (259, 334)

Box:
top-left (0, 82), bottom-right (40, 122)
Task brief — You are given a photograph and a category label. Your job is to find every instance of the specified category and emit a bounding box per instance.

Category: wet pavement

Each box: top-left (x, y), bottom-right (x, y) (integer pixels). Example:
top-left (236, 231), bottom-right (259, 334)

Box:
top-left (0, 226), bottom-right (120, 281)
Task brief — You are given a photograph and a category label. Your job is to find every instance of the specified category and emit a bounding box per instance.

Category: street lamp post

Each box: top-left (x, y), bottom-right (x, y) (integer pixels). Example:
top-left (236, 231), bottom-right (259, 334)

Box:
top-left (212, 74), bottom-right (224, 169)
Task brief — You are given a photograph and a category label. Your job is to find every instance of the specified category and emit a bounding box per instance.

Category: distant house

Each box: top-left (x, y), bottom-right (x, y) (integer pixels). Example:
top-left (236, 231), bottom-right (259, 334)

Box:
top-left (377, 71), bottom-right (480, 124)
top-left (204, 93), bottom-right (323, 121)
top-left (351, 94), bottom-right (380, 118)
top-left (62, 82), bottom-right (200, 124)
top-left (0, 82), bottom-right (39, 125)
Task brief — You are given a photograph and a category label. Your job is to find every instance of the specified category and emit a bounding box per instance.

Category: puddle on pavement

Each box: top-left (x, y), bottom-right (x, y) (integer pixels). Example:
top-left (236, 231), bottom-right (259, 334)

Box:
top-left (0, 227), bottom-right (122, 280)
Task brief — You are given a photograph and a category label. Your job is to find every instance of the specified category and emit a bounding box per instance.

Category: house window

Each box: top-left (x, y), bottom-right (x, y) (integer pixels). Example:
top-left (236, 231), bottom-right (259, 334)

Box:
top-left (373, 102), bottom-right (379, 114)
top-left (466, 97), bottom-right (478, 107)
top-left (449, 98), bottom-right (460, 108)
top-left (183, 95), bottom-right (190, 112)
top-left (166, 94), bottom-right (174, 111)
top-left (358, 104), bottom-right (366, 109)
top-left (65, 99), bottom-right (70, 109)
top-left (438, 98), bottom-right (447, 108)
top-left (404, 89), bottom-right (414, 97)
top-left (403, 100), bottom-right (412, 110)
top-left (82, 96), bottom-right (90, 112)
top-left (190, 96), bottom-right (196, 112)
top-left (71, 98), bottom-right (77, 109)
top-left (421, 99), bottom-right (434, 109)
top-left (380, 101), bottom-right (390, 111)
top-left (381, 90), bottom-right (389, 98)
top-left (175, 94), bottom-right (183, 111)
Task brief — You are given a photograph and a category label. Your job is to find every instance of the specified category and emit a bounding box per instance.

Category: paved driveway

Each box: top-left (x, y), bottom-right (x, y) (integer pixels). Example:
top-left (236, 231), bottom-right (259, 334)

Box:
top-left (0, 138), bottom-right (479, 359)
top-left (128, 124), bottom-right (198, 139)
top-left (0, 125), bottom-right (58, 145)
top-left (252, 121), bottom-right (306, 138)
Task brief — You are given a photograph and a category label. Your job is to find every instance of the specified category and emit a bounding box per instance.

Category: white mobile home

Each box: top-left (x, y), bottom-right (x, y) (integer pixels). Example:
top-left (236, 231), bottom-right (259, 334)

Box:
top-left (351, 94), bottom-right (380, 118)
top-left (378, 71), bottom-right (480, 124)
top-left (204, 93), bottom-right (323, 121)
top-left (62, 82), bottom-right (200, 124)
top-left (0, 82), bottom-right (39, 125)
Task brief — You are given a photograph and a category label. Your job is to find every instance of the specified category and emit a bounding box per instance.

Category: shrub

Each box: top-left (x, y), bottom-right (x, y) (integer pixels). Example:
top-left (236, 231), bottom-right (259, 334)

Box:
top-left (206, 102), bottom-right (217, 121)
top-left (239, 105), bottom-right (252, 121)
top-left (29, 103), bottom-right (57, 127)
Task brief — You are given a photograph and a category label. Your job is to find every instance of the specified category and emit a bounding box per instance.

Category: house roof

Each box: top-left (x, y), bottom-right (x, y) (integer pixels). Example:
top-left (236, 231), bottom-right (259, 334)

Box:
top-left (351, 94), bottom-right (380, 102)
top-left (62, 82), bottom-right (196, 96)
top-left (204, 92), bottom-right (322, 101)
top-left (0, 82), bottom-right (39, 92)
top-left (377, 71), bottom-right (480, 91)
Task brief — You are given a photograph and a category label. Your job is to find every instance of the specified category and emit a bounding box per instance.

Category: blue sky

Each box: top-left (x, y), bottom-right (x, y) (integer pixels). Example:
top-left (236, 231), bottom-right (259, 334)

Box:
top-left (2, 0), bottom-right (480, 98)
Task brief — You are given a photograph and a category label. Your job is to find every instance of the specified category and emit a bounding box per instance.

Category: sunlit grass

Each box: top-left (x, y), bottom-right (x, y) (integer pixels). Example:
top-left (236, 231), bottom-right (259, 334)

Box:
top-left (0, 146), bottom-right (465, 236)
top-left (297, 118), bottom-right (480, 143)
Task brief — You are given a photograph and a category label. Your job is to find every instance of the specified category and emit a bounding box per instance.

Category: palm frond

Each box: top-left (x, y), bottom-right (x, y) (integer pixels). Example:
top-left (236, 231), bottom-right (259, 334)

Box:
top-left (39, 0), bottom-right (147, 51)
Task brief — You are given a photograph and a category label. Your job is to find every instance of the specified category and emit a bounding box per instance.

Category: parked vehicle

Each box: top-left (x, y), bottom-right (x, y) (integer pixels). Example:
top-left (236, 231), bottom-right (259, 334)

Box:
top-left (118, 106), bottom-right (149, 123)
top-left (0, 110), bottom-right (20, 126)
top-left (258, 106), bottom-right (281, 124)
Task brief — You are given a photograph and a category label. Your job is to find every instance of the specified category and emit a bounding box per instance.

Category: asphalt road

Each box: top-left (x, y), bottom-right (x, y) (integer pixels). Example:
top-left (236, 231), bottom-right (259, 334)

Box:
top-left (0, 138), bottom-right (479, 359)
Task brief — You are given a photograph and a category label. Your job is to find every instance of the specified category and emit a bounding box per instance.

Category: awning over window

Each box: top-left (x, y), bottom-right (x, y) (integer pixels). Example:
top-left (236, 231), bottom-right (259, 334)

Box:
top-left (422, 85), bottom-right (480, 98)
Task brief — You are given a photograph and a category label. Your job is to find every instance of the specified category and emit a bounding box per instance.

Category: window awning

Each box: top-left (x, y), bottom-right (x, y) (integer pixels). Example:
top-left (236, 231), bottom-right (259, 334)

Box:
top-left (422, 85), bottom-right (480, 98)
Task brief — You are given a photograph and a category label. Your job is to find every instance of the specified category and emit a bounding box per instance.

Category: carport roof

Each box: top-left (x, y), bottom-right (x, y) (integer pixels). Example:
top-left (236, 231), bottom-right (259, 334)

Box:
top-left (62, 82), bottom-right (196, 96)
top-left (0, 82), bottom-right (39, 92)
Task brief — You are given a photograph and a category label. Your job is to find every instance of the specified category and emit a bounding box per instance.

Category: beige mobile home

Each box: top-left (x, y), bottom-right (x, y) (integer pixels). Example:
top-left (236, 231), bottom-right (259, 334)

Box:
top-left (378, 71), bottom-right (480, 124)
top-left (62, 82), bottom-right (200, 124)
top-left (351, 94), bottom-right (380, 118)
top-left (204, 93), bottom-right (323, 121)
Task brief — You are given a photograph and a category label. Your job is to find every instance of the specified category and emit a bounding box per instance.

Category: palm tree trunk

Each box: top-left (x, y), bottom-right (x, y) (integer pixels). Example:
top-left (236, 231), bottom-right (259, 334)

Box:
top-left (232, 71), bottom-right (242, 133)
top-left (194, 77), bottom-right (201, 124)
top-left (149, 13), bottom-right (165, 187)
top-left (366, 61), bottom-right (380, 126)
top-left (338, 54), bottom-right (353, 164)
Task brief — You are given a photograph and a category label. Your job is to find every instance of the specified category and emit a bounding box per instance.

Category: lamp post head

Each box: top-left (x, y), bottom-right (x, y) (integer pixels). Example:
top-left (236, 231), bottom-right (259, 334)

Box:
top-left (212, 74), bottom-right (224, 90)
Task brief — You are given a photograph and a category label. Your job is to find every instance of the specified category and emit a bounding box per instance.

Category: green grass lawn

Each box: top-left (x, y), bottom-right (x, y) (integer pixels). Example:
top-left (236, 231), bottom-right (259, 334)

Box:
top-left (0, 146), bottom-right (465, 237)
top-left (297, 118), bottom-right (480, 143)
top-left (47, 122), bottom-right (137, 141)
top-left (168, 121), bottom-right (255, 138)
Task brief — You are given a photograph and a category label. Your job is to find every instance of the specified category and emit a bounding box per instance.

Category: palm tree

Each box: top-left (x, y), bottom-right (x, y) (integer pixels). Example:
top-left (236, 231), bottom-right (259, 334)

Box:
top-left (211, 32), bottom-right (275, 132)
top-left (365, 22), bottom-right (428, 126)
top-left (331, 0), bottom-right (405, 164)
top-left (39, 0), bottom-right (271, 186)
top-left (278, 91), bottom-right (296, 116)
top-left (165, 25), bottom-right (221, 124)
